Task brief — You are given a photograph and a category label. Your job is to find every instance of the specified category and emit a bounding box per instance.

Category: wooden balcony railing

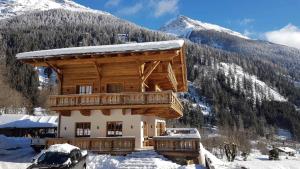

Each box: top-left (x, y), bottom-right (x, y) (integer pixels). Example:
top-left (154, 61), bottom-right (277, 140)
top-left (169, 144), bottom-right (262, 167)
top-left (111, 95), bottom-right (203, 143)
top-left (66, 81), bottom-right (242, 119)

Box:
top-left (48, 91), bottom-right (183, 116)
top-left (153, 137), bottom-right (200, 157)
top-left (167, 63), bottom-right (178, 91)
top-left (46, 137), bottom-right (135, 154)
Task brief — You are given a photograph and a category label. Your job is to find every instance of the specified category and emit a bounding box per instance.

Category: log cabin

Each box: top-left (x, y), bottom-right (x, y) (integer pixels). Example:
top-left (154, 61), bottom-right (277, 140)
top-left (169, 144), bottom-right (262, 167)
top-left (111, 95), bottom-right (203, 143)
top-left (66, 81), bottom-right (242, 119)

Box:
top-left (16, 40), bottom-right (188, 152)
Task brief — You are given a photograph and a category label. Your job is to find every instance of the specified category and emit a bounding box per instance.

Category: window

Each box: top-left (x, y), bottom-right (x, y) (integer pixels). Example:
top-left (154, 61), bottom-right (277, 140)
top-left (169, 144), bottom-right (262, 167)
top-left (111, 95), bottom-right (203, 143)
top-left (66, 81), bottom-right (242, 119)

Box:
top-left (107, 83), bottom-right (123, 93)
top-left (77, 85), bottom-right (92, 94)
top-left (107, 121), bottom-right (123, 137)
top-left (156, 122), bottom-right (166, 136)
top-left (75, 122), bottom-right (91, 137)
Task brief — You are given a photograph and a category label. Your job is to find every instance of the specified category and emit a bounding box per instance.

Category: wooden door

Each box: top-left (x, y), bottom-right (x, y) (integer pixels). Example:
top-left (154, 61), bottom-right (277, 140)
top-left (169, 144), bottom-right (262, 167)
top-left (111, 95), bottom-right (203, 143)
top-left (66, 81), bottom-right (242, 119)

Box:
top-left (156, 122), bottom-right (166, 136)
top-left (143, 121), bottom-right (148, 138)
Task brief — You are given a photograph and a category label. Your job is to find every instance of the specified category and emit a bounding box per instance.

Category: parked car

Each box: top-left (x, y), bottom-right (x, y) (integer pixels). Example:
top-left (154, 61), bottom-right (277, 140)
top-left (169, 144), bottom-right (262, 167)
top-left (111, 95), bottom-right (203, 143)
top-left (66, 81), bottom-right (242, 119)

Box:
top-left (31, 133), bottom-right (56, 152)
top-left (27, 143), bottom-right (87, 169)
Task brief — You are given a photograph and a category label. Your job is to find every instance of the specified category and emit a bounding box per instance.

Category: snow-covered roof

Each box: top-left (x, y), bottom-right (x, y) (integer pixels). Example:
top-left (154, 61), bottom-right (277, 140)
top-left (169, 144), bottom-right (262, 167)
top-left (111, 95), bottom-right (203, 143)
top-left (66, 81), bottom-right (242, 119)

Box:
top-left (276, 147), bottom-right (296, 153)
top-left (0, 114), bottom-right (58, 129)
top-left (16, 40), bottom-right (185, 60)
top-left (47, 143), bottom-right (79, 153)
top-left (155, 128), bottom-right (201, 139)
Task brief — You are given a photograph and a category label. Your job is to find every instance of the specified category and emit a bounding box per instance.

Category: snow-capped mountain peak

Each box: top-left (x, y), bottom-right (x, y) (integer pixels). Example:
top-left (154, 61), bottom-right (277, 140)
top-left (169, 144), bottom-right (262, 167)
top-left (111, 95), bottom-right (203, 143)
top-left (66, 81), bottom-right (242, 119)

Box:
top-left (0, 0), bottom-right (109, 19)
top-left (160, 15), bottom-right (249, 39)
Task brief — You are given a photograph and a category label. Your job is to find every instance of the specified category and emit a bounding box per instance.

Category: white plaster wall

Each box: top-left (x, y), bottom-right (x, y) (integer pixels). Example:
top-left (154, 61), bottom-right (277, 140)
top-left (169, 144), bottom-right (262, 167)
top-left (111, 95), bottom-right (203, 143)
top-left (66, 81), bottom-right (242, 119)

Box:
top-left (60, 111), bottom-right (91, 138)
top-left (60, 109), bottom-right (144, 149)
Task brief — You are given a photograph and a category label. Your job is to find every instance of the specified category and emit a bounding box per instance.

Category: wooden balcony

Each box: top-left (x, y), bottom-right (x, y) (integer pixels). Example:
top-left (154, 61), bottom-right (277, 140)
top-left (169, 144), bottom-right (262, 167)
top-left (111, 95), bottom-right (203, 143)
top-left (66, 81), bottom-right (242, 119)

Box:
top-left (153, 137), bottom-right (201, 158)
top-left (49, 91), bottom-right (183, 118)
top-left (167, 63), bottom-right (178, 91)
top-left (46, 137), bottom-right (135, 155)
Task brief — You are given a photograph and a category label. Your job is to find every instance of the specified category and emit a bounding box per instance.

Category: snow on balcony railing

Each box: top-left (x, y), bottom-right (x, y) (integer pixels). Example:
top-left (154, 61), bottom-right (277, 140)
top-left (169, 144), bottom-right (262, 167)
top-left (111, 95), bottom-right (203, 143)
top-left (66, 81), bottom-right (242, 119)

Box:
top-left (153, 128), bottom-right (201, 155)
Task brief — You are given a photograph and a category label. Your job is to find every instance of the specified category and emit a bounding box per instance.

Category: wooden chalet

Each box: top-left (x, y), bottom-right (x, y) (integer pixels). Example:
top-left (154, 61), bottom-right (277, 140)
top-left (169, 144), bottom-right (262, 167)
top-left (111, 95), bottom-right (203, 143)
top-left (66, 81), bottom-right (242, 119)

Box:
top-left (16, 40), bottom-right (191, 154)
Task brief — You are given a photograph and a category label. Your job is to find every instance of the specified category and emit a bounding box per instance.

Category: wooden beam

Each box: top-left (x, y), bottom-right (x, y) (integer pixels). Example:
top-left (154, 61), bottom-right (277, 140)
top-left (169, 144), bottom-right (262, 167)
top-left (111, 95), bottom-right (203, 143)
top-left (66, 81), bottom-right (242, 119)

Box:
top-left (94, 62), bottom-right (102, 92)
top-left (52, 105), bottom-right (181, 118)
top-left (142, 61), bottom-right (160, 83)
top-left (136, 60), bottom-right (145, 77)
top-left (102, 109), bottom-right (111, 116)
top-left (23, 51), bottom-right (178, 67)
top-left (59, 110), bottom-right (71, 116)
top-left (57, 113), bottom-right (61, 138)
top-left (180, 48), bottom-right (188, 92)
top-left (131, 108), bottom-right (147, 115)
top-left (45, 62), bottom-right (62, 76)
top-left (80, 109), bottom-right (91, 116)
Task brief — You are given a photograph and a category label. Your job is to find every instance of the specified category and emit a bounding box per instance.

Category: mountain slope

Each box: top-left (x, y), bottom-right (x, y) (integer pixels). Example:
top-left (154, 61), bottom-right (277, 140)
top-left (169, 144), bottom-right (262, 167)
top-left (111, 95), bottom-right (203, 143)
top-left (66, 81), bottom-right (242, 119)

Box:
top-left (160, 15), bottom-right (249, 39)
top-left (0, 0), bottom-right (109, 19)
top-left (161, 15), bottom-right (300, 81)
top-left (218, 62), bottom-right (286, 102)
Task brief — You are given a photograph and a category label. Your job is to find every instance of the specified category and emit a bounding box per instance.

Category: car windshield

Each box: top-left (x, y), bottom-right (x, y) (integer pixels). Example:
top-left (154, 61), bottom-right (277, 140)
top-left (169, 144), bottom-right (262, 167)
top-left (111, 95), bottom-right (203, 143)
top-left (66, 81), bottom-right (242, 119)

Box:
top-left (37, 152), bottom-right (69, 165)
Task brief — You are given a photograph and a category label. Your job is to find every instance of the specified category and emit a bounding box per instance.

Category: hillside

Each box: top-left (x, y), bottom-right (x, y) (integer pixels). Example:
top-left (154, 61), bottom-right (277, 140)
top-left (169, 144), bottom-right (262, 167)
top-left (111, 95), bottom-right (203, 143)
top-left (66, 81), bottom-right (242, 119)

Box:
top-left (0, 0), bottom-right (109, 19)
top-left (0, 5), bottom-right (299, 139)
top-left (161, 15), bottom-right (300, 81)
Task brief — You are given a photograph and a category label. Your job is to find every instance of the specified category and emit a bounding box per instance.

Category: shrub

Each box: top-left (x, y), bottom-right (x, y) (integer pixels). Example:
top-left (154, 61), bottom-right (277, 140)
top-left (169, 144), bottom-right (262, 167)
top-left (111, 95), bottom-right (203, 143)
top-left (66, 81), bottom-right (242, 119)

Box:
top-left (269, 148), bottom-right (279, 160)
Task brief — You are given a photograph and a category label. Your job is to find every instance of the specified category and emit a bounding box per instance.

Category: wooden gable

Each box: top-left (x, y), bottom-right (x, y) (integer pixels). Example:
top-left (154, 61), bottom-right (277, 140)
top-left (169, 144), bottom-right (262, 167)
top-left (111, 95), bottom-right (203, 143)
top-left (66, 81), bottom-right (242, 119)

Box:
top-left (17, 41), bottom-right (187, 92)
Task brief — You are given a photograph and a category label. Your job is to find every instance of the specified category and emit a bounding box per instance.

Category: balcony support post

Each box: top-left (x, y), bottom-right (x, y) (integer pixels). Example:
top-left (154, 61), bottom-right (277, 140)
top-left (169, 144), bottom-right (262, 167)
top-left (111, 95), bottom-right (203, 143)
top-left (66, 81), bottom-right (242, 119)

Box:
top-left (142, 61), bottom-right (160, 84)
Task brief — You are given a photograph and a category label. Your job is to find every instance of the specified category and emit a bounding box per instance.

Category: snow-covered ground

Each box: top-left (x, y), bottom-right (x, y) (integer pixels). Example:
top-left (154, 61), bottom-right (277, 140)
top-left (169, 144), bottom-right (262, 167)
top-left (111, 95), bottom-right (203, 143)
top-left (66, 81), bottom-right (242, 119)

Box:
top-left (0, 136), bottom-right (34, 169)
top-left (0, 107), bottom-right (48, 115)
top-left (1, 135), bottom-right (300, 169)
top-left (230, 150), bottom-right (300, 169)
top-left (0, 136), bottom-right (204, 169)
top-left (181, 82), bottom-right (212, 116)
top-left (87, 150), bottom-right (204, 169)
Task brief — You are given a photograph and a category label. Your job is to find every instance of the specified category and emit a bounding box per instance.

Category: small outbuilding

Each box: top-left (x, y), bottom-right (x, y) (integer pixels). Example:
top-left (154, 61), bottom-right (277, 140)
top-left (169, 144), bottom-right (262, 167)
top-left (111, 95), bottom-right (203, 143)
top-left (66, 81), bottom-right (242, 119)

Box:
top-left (275, 147), bottom-right (296, 156)
top-left (0, 114), bottom-right (58, 137)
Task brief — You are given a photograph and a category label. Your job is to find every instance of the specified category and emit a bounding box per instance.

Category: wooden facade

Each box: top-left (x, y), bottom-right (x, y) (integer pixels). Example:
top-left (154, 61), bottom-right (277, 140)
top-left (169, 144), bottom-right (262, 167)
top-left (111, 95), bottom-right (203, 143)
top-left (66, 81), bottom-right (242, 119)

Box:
top-left (18, 41), bottom-right (187, 119)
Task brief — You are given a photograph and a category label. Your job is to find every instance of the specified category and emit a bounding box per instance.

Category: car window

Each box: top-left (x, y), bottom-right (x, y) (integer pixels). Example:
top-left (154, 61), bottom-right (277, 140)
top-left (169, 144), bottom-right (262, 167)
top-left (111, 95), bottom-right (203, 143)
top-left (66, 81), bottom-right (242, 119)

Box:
top-left (75, 150), bottom-right (82, 160)
top-left (70, 150), bottom-right (77, 162)
top-left (37, 152), bottom-right (69, 165)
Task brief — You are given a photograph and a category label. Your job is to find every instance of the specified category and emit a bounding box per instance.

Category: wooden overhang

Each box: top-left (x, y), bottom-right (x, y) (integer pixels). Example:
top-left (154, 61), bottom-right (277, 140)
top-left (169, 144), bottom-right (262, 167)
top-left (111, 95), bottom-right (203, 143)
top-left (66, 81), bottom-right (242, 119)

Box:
top-left (16, 40), bottom-right (188, 92)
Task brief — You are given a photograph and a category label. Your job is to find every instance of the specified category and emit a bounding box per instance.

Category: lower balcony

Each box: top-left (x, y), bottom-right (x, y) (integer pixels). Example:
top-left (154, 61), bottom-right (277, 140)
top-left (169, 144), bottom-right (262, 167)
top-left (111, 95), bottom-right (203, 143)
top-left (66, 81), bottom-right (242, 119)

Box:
top-left (46, 137), bottom-right (135, 155)
top-left (153, 137), bottom-right (200, 158)
top-left (48, 91), bottom-right (183, 118)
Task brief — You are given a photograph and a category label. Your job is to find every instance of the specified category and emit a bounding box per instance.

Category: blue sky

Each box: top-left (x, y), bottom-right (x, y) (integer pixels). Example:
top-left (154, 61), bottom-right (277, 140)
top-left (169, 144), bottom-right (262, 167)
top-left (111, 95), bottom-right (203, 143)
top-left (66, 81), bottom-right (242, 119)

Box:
top-left (74, 0), bottom-right (300, 48)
